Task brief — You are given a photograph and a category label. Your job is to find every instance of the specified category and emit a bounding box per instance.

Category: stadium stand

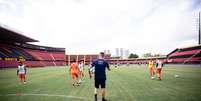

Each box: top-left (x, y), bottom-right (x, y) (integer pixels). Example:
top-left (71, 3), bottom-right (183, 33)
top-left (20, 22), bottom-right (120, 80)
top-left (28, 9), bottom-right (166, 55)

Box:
top-left (0, 24), bottom-right (66, 68)
top-left (167, 45), bottom-right (201, 64)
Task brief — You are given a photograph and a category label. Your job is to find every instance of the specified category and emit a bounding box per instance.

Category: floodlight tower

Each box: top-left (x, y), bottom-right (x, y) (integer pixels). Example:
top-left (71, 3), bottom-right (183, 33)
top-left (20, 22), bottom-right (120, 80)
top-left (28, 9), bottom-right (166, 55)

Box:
top-left (199, 12), bottom-right (201, 44)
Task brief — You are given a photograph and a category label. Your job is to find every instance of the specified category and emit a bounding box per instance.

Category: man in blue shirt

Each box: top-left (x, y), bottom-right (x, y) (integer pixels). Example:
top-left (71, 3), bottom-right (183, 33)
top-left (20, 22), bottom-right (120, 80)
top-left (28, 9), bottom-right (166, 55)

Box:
top-left (89, 52), bottom-right (110, 101)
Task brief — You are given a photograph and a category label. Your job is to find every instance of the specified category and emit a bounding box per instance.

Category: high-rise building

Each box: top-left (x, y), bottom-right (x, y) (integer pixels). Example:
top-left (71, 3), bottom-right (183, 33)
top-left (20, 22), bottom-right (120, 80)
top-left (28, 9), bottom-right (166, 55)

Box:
top-left (120, 48), bottom-right (123, 58)
top-left (104, 50), bottom-right (111, 54)
top-left (116, 48), bottom-right (119, 57)
top-left (124, 49), bottom-right (129, 58)
top-left (107, 50), bottom-right (111, 54)
top-left (104, 50), bottom-right (107, 54)
top-left (115, 48), bottom-right (130, 58)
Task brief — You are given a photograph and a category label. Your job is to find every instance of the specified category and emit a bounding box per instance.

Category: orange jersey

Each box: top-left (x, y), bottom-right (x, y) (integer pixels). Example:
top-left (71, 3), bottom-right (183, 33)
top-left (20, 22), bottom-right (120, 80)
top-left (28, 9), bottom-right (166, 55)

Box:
top-left (148, 61), bottom-right (154, 68)
top-left (70, 63), bottom-right (79, 74)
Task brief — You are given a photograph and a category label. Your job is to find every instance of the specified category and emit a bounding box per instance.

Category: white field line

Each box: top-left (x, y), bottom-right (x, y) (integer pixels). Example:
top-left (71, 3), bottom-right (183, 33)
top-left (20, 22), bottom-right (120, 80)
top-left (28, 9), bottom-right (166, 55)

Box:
top-left (0, 93), bottom-right (88, 100)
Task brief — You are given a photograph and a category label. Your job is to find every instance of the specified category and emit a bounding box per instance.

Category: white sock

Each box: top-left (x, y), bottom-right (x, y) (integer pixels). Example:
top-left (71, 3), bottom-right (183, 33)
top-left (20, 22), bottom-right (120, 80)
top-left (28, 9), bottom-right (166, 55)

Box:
top-left (94, 88), bottom-right (97, 94)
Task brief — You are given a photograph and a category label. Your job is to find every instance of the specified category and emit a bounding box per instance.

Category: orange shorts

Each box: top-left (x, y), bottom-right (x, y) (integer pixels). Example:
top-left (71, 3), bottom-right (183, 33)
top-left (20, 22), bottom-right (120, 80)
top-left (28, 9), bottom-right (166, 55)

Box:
top-left (71, 72), bottom-right (78, 79)
top-left (157, 68), bottom-right (162, 74)
top-left (19, 74), bottom-right (26, 80)
top-left (149, 67), bottom-right (155, 71)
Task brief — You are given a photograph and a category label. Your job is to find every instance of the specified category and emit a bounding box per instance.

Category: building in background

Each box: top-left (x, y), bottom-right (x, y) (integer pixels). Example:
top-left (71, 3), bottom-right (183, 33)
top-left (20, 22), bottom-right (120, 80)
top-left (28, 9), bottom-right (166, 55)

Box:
top-left (115, 48), bottom-right (119, 57)
top-left (104, 50), bottom-right (111, 54)
top-left (115, 48), bottom-right (130, 59)
top-left (120, 48), bottom-right (123, 58)
top-left (124, 49), bottom-right (130, 59)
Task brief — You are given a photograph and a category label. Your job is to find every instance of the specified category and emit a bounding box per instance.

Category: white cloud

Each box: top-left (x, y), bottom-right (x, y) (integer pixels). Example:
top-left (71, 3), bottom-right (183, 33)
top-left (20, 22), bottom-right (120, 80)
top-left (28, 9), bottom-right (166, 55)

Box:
top-left (0, 0), bottom-right (200, 56)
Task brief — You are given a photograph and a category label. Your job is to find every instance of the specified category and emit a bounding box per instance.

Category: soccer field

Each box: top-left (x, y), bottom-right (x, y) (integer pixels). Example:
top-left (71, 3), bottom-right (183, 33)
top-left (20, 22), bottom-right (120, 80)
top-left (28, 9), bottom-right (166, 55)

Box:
top-left (0, 65), bottom-right (201, 101)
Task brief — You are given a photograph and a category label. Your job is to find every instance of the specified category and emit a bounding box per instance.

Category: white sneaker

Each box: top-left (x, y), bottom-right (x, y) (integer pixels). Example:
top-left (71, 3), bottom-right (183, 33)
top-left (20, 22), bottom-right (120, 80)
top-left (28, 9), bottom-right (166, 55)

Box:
top-left (78, 80), bottom-right (82, 83)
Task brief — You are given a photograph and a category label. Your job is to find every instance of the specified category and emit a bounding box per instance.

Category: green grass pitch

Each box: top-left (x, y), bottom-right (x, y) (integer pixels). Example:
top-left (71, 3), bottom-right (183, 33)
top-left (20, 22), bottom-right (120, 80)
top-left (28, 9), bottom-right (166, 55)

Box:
top-left (0, 65), bottom-right (201, 101)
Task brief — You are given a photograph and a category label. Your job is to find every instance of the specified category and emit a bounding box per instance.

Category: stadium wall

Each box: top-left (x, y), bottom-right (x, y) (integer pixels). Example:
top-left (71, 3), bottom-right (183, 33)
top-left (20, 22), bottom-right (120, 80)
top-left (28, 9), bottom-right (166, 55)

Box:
top-left (0, 43), bottom-right (66, 68)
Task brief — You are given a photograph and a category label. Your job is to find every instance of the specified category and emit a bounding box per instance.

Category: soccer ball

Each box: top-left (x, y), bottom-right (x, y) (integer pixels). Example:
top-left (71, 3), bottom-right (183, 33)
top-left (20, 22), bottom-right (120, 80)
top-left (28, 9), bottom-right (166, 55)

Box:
top-left (174, 74), bottom-right (179, 78)
top-left (151, 76), bottom-right (155, 80)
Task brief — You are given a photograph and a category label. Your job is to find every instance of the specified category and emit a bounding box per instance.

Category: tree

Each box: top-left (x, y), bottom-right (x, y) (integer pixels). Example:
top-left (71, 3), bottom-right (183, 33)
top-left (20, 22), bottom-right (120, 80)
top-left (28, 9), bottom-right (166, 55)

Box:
top-left (143, 53), bottom-right (152, 57)
top-left (128, 53), bottom-right (139, 58)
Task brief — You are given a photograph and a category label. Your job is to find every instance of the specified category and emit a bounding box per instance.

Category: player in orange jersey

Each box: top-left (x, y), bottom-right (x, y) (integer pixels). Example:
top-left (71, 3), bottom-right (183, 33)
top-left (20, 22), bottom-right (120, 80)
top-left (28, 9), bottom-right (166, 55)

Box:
top-left (69, 59), bottom-right (80, 86)
top-left (148, 59), bottom-right (155, 80)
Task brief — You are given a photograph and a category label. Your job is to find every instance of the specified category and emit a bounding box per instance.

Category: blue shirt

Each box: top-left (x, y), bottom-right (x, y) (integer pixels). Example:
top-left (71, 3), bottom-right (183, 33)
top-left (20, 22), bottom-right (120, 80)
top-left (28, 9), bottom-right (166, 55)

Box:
top-left (91, 59), bottom-right (109, 80)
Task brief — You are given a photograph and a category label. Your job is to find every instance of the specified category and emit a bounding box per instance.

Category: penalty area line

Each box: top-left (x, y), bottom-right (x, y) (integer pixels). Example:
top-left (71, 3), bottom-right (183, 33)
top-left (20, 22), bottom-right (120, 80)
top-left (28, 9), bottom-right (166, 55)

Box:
top-left (0, 93), bottom-right (88, 100)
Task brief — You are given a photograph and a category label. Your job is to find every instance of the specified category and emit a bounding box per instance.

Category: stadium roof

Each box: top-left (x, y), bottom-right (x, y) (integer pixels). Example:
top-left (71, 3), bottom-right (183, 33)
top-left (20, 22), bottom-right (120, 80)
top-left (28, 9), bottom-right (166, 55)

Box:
top-left (178, 44), bottom-right (201, 50)
top-left (167, 45), bottom-right (201, 56)
top-left (0, 24), bottom-right (38, 43)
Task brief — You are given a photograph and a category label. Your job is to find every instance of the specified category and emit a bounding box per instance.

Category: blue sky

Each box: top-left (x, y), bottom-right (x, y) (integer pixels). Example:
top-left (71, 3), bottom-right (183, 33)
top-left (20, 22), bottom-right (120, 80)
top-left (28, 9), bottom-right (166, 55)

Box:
top-left (0, 0), bottom-right (201, 56)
